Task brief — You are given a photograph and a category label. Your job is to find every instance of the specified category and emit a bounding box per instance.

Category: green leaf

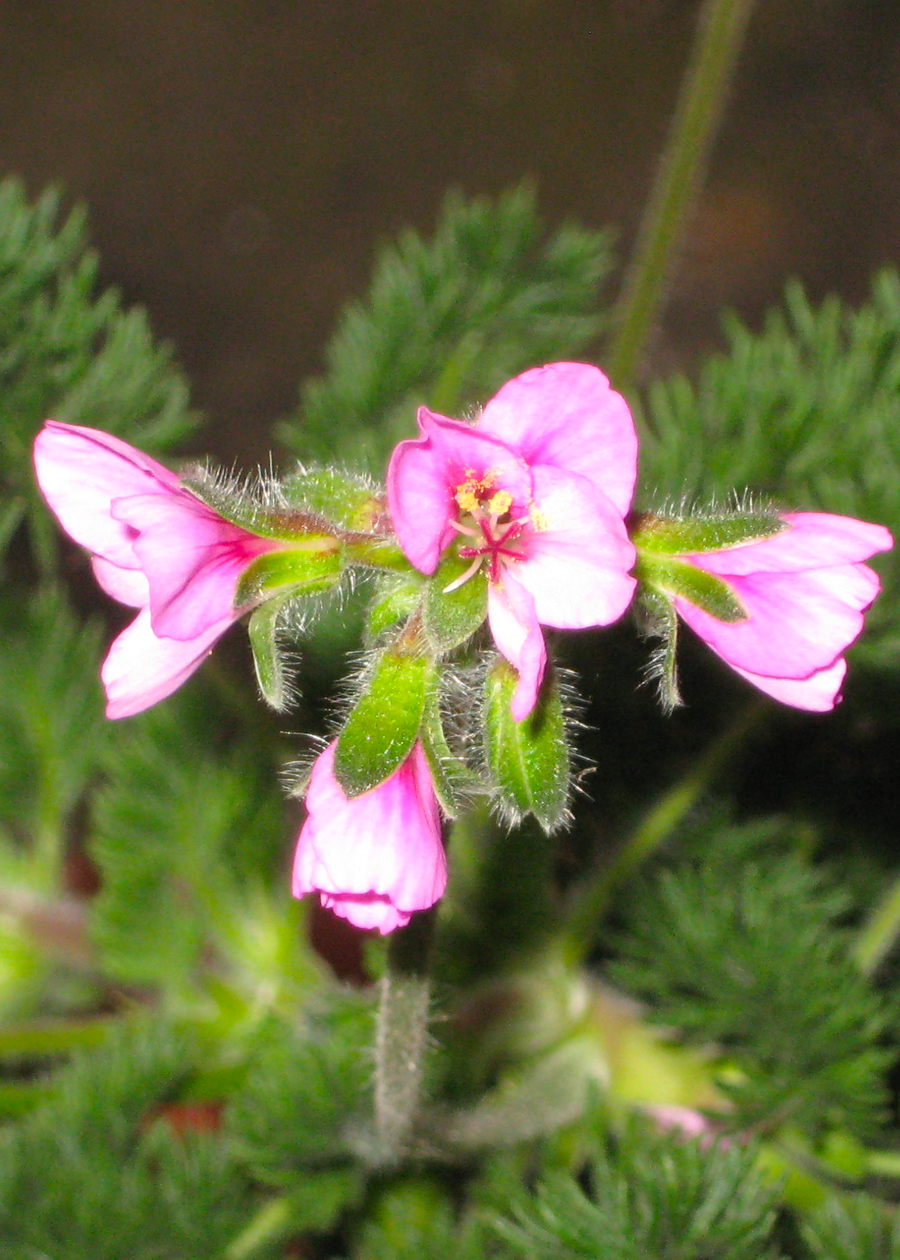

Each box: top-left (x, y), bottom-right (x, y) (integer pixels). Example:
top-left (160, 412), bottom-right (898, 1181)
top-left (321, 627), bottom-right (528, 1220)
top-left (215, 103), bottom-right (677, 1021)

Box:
top-left (632, 509), bottom-right (785, 554)
top-left (635, 553), bottom-right (746, 623)
top-left (423, 555), bottom-right (488, 653)
top-left (334, 651), bottom-right (433, 797)
top-left (233, 543), bottom-right (341, 606)
top-left (484, 659), bottom-right (570, 835)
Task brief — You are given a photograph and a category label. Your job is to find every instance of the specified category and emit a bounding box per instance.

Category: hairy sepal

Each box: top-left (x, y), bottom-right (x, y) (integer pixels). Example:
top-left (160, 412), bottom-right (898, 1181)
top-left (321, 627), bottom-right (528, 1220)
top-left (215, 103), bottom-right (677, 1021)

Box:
top-left (420, 677), bottom-right (479, 817)
top-left (280, 466), bottom-right (387, 531)
top-left (636, 554), bottom-right (747, 623)
top-left (485, 657), bottom-right (570, 835)
top-left (423, 554), bottom-right (488, 653)
top-left (235, 545), bottom-right (342, 606)
top-left (633, 510), bottom-right (785, 554)
top-left (365, 575), bottom-right (424, 644)
top-left (335, 650), bottom-right (433, 797)
top-left (249, 596), bottom-right (292, 711)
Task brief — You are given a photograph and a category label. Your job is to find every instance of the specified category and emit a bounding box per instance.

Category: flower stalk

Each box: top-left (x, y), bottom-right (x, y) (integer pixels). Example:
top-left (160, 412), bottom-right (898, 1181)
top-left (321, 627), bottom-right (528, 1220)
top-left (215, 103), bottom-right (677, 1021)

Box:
top-left (609, 0), bottom-right (757, 387)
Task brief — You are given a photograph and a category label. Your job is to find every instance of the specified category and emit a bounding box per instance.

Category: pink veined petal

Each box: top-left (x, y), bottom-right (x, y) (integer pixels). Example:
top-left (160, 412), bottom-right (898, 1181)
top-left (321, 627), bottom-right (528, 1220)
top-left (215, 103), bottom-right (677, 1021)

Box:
top-left (477, 363), bottom-right (638, 516)
top-left (514, 466), bottom-right (636, 630)
top-left (111, 491), bottom-right (275, 639)
top-left (292, 742), bottom-right (447, 933)
top-left (487, 575), bottom-right (547, 721)
top-left (675, 563), bottom-right (881, 679)
top-left (33, 421), bottom-right (179, 569)
top-left (728, 658), bottom-right (847, 712)
top-left (91, 556), bottom-right (149, 608)
top-left (387, 408), bottom-right (533, 574)
top-left (101, 608), bottom-right (232, 719)
top-left (692, 512), bottom-right (893, 576)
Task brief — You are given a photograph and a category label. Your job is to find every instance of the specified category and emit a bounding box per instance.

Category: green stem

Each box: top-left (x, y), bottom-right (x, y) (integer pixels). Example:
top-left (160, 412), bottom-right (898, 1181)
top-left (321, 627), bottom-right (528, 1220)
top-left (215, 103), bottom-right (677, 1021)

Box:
top-left (561, 700), bottom-right (763, 966)
top-left (608, 0), bottom-right (756, 388)
top-left (853, 870), bottom-right (900, 976)
top-left (373, 909), bottom-right (436, 1163)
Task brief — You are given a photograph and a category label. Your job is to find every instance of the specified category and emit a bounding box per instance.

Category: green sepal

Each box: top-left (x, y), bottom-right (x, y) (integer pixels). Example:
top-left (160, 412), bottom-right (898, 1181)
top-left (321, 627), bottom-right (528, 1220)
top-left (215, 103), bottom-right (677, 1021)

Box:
top-left (484, 658), bottom-right (570, 835)
top-left (632, 510), bottom-right (785, 554)
top-left (335, 651), bottom-right (433, 797)
top-left (280, 466), bottom-right (385, 532)
top-left (234, 544), bottom-right (341, 606)
top-left (419, 678), bottom-right (479, 818)
top-left (635, 554), bottom-right (747, 623)
top-left (638, 588), bottom-right (682, 713)
top-left (365, 576), bottom-right (424, 644)
top-left (248, 597), bottom-right (291, 711)
top-left (423, 554), bottom-right (488, 653)
top-left (182, 478), bottom-right (336, 542)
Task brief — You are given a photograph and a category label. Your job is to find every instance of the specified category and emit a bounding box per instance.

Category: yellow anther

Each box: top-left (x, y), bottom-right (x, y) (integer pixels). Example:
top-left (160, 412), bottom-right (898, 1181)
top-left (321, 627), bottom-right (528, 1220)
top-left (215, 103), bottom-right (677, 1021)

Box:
top-left (487, 490), bottom-right (513, 516)
top-left (529, 503), bottom-right (549, 532)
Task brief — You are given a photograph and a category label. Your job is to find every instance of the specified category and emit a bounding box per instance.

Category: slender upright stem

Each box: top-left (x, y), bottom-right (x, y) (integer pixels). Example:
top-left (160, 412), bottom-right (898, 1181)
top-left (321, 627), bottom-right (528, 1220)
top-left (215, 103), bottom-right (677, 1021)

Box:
top-left (854, 871), bottom-right (900, 976)
top-left (561, 700), bottom-right (763, 967)
top-left (608, 0), bottom-right (757, 388)
top-left (373, 909), bottom-right (436, 1162)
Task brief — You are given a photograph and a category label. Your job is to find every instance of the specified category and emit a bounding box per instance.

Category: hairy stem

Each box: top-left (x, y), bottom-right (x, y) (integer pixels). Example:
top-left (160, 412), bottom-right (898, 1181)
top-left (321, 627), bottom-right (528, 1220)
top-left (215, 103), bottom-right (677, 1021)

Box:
top-left (561, 699), bottom-right (763, 966)
top-left (373, 909), bottom-right (436, 1162)
top-left (608, 0), bottom-right (757, 388)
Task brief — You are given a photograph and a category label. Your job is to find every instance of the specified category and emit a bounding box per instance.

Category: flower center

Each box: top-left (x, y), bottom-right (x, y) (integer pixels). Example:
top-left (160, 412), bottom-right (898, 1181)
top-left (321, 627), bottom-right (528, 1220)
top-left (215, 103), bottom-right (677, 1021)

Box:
top-left (443, 470), bottom-right (533, 591)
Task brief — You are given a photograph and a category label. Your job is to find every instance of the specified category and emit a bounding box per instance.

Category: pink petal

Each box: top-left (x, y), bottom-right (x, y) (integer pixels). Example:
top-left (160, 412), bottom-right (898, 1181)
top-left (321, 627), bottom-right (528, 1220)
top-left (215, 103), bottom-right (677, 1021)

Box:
top-left (692, 512), bottom-right (893, 577)
top-left (676, 563), bottom-right (881, 679)
top-left (101, 608), bottom-right (231, 719)
top-left (387, 408), bottom-right (532, 574)
top-left (112, 492), bottom-right (274, 639)
top-left (514, 466), bottom-right (636, 630)
top-left (477, 363), bottom-right (638, 516)
top-left (487, 575), bottom-right (547, 721)
top-left (728, 658), bottom-right (847, 711)
top-left (91, 556), bottom-right (149, 608)
top-left (292, 742), bottom-right (446, 933)
top-left (33, 421), bottom-right (179, 569)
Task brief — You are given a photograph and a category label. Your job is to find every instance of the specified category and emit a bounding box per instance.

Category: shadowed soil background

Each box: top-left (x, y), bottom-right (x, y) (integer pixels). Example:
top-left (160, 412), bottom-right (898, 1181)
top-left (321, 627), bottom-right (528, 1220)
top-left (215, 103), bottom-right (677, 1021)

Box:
top-left (2, 0), bottom-right (900, 464)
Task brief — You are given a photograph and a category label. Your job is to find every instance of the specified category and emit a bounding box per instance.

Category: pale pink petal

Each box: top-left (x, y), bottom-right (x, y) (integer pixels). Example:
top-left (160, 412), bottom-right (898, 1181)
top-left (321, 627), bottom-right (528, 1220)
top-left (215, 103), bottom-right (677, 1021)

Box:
top-left (692, 512), bottom-right (893, 576)
top-left (514, 466), bottom-right (636, 630)
top-left (292, 742), bottom-right (446, 933)
top-left (33, 421), bottom-right (179, 568)
top-left (487, 576), bottom-right (547, 721)
top-left (112, 492), bottom-right (274, 639)
top-left (477, 363), bottom-right (638, 516)
top-left (676, 564), bottom-right (881, 678)
top-left (91, 556), bottom-right (149, 608)
top-left (101, 609), bottom-right (231, 719)
top-left (387, 408), bottom-right (532, 574)
top-left (728, 658), bottom-right (847, 711)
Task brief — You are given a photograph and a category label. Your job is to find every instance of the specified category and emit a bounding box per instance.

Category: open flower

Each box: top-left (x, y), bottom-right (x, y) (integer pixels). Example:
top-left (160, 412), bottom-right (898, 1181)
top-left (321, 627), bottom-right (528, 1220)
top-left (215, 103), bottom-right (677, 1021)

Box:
top-left (657, 512), bottom-right (893, 710)
top-left (34, 421), bottom-right (280, 718)
top-left (292, 741), bottom-right (446, 933)
top-left (387, 363), bottom-right (638, 719)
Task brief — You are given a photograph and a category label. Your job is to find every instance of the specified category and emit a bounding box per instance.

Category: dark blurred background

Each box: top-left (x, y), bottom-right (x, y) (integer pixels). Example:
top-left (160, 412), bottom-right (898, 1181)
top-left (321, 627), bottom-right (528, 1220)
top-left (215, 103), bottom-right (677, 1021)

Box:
top-left (3, 0), bottom-right (900, 464)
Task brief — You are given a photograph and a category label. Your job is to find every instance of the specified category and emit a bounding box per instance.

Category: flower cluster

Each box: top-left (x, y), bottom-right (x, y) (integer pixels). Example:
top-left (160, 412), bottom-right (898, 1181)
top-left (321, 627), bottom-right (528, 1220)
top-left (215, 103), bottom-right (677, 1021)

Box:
top-left (33, 363), bottom-right (892, 933)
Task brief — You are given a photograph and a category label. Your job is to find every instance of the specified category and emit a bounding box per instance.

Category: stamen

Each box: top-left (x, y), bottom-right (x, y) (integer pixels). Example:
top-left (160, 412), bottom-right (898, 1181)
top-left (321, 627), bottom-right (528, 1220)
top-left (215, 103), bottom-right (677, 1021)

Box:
top-left (442, 555), bottom-right (485, 593)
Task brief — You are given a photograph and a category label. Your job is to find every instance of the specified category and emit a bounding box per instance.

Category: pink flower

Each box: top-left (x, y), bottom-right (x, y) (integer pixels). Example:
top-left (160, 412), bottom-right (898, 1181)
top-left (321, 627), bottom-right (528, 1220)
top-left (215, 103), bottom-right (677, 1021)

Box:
top-left (33, 421), bottom-right (279, 718)
top-left (672, 512), bottom-right (893, 710)
top-left (292, 741), bottom-right (446, 933)
top-left (387, 363), bottom-right (638, 720)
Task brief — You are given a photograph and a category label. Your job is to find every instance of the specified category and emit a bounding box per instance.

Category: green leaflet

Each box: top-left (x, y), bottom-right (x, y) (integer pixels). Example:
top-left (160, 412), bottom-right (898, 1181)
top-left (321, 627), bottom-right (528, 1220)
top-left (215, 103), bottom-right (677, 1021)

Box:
top-left (334, 651), bottom-right (433, 797)
top-left (484, 659), bottom-right (570, 835)
top-left (635, 554), bottom-right (747, 623)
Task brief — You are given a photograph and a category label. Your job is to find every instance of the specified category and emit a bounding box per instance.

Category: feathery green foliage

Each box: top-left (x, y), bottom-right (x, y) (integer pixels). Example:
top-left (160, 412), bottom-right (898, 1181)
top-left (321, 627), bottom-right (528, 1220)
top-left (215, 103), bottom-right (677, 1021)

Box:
top-left (485, 1116), bottom-right (783, 1260)
top-left (0, 177), bottom-right (197, 568)
top-left (279, 185), bottom-right (616, 470)
top-left (801, 1195), bottom-right (900, 1260)
top-left (609, 820), bottom-right (892, 1140)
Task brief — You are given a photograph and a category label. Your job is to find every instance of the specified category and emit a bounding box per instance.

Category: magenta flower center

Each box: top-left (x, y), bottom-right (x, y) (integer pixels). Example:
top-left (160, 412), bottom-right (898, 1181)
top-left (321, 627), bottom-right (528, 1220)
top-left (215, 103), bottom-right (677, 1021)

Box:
top-left (444, 469), bottom-right (539, 591)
